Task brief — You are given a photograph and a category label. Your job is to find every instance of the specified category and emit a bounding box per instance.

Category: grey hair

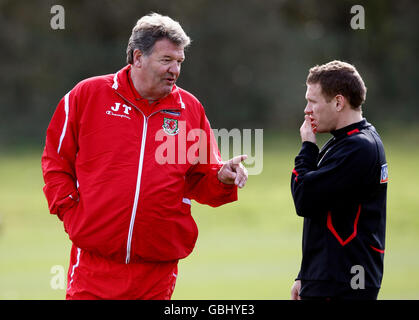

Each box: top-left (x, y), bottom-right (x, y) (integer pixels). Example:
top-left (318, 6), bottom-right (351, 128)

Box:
top-left (126, 13), bottom-right (191, 64)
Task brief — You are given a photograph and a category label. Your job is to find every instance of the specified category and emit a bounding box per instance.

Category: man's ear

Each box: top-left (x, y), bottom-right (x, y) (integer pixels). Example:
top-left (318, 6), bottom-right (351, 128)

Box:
top-left (132, 49), bottom-right (143, 68)
top-left (335, 95), bottom-right (345, 112)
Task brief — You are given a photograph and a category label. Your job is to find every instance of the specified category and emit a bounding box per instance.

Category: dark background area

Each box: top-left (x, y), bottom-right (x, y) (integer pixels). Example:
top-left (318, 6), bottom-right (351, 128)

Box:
top-left (0, 0), bottom-right (418, 147)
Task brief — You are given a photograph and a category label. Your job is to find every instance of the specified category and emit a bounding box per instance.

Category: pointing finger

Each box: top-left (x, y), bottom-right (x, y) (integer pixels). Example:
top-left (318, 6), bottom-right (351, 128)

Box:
top-left (230, 154), bottom-right (248, 166)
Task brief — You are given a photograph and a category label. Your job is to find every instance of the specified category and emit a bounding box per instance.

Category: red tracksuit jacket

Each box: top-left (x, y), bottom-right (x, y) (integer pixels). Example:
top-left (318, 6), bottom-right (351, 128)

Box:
top-left (42, 64), bottom-right (237, 264)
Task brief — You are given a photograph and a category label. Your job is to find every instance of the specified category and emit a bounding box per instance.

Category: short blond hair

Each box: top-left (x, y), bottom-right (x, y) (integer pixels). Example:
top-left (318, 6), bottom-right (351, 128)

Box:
top-left (307, 60), bottom-right (367, 109)
top-left (126, 13), bottom-right (191, 64)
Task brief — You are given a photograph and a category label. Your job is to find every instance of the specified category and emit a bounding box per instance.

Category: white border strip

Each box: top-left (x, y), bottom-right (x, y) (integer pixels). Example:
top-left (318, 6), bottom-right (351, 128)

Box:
top-left (67, 247), bottom-right (81, 291)
top-left (182, 197), bottom-right (191, 205)
top-left (178, 91), bottom-right (185, 109)
top-left (112, 72), bottom-right (119, 89)
top-left (57, 92), bottom-right (70, 154)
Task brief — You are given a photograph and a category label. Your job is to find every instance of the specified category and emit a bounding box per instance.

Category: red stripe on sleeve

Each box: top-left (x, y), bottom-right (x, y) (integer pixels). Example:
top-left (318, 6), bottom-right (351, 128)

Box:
top-left (292, 168), bottom-right (299, 182)
top-left (370, 245), bottom-right (385, 254)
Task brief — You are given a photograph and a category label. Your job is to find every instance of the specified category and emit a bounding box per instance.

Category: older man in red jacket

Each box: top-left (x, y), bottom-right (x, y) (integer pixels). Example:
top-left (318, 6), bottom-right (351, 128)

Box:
top-left (42, 13), bottom-right (248, 300)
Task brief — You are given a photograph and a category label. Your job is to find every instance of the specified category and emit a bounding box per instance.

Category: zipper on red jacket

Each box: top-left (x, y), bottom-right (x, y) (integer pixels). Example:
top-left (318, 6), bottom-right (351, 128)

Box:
top-left (125, 113), bottom-right (148, 264)
top-left (112, 90), bottom-right (148, 264)
top-left (115, 90), bottom-right (182, 264)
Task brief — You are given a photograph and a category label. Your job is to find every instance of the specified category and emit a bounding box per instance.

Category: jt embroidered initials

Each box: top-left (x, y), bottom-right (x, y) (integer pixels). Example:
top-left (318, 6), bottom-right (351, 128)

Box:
top-left (106, 103), bottom-right (132, 120)
top-left (111, 103), bottom-right (131, 115)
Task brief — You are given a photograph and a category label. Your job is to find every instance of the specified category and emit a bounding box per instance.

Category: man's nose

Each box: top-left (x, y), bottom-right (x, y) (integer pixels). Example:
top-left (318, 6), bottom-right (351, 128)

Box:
top-left (304, 104), bottom-right (312, 114)
top-left (168, 61), bottom-right (181, 76)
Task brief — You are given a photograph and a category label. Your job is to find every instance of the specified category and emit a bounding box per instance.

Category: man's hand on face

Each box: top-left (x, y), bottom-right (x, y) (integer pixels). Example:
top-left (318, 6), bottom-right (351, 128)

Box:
top-left (218, 155), bottom-right (248, 188)
top-left (300, 115), bottom-right (317, 144)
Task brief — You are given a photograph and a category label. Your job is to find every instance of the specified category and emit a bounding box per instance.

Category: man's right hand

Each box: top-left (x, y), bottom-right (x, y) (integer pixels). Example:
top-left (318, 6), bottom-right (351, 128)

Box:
top-left (300, 115), bottom-right (316, 144)
top-left (217, 155), bottom-right (248, 188)
top-left (290, 280), bottom-right (301, 300)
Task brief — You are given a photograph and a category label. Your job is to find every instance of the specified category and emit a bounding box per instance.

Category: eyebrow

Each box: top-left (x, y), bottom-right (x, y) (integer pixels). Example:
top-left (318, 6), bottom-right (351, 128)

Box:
top-left (162, 55), bottom-right (185, 61)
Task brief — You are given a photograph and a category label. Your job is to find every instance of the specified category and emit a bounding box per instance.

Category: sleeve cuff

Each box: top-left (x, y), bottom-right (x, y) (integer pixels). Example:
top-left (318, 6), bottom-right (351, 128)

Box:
top-left (53, 191), bottom-right (79, 221)
top-left (300, 141), bottom-right (319, 157)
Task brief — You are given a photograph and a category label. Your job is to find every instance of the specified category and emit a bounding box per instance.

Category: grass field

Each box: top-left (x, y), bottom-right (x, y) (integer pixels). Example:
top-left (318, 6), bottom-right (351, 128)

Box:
top-left (0, 130), bottom-right (418, 299)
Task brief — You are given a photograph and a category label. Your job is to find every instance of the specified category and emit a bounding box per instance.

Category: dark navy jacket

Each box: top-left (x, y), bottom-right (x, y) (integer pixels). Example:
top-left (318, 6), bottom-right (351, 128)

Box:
top-left (291, 119), bottom-right (387, 298)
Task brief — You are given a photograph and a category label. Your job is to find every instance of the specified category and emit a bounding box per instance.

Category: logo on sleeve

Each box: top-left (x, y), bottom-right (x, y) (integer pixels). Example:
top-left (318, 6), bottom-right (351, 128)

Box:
top-left (162, 118), bottom-right (179, 135)
top-left (380, 163), bottom-right (388, 184)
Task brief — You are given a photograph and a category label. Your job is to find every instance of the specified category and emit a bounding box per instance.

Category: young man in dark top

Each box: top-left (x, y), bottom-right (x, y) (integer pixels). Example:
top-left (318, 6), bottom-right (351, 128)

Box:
top-left (290, 60), bottom-right (388, 300)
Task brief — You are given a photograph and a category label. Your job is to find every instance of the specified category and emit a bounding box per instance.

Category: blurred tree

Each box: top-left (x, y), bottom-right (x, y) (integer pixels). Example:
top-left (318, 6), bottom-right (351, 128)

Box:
top-left (0, 0), bottom-right (418, 147)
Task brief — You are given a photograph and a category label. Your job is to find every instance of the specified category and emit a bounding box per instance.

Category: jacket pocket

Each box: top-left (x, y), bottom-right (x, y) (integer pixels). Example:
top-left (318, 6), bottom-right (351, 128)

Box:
top-left (327, 204), bottom-right (361, 246)
top-left (63, 202), bottom-right (78, 236)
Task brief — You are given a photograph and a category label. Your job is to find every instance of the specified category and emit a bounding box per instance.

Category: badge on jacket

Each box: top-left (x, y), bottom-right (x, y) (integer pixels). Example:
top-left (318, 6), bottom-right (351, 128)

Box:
top-left (163, 118), bottom-right (179, 136)
top-left (380, 163), bottom-right (388, 184)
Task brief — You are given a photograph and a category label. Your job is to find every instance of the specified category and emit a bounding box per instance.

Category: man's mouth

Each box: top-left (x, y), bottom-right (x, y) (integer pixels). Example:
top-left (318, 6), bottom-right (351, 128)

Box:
top-left (164, 77), bottom-right (176, 84)
top-left (309, 116), bottom-right (318, 132)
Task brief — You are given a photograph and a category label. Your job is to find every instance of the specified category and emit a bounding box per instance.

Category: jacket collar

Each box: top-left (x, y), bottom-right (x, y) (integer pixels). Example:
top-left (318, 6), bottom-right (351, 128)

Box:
top-left (331, 118), bottom-right (370, 138)
top-left (111, 65), bottom-right (185, 113)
